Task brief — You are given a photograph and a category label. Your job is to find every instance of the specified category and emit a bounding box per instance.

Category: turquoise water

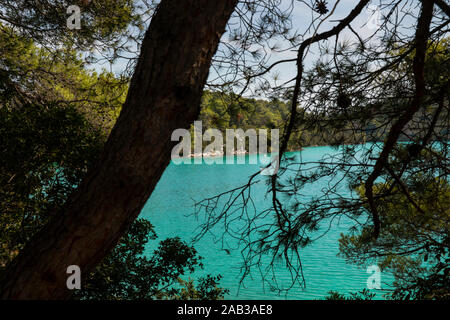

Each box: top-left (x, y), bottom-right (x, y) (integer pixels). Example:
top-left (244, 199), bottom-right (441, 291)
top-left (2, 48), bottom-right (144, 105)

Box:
top-left (140, 145), bottom-right (393, 299)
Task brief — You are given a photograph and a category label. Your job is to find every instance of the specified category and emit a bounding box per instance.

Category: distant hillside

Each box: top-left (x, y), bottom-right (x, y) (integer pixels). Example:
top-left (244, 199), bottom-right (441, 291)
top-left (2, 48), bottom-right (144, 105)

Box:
top-left (189, 91), bottom-right (448, 155)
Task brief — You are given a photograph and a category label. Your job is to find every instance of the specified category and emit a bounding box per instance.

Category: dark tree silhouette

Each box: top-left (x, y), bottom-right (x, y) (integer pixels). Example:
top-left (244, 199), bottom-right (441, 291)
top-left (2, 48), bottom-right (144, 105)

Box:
top-left (0, 0), bottom-right (238, 299)
top-left (193, 0), bottom-right (449, 295)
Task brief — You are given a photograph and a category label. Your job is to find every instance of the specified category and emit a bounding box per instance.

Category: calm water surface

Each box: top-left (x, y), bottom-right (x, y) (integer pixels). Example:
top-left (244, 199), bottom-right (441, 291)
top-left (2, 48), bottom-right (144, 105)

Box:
top-left (140, 145), bottom-right (393, 299)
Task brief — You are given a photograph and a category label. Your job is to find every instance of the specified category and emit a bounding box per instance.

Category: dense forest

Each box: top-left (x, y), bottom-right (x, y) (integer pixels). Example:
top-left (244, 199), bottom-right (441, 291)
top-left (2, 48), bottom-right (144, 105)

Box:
top-left (198, 91), bottom-right (362, 152)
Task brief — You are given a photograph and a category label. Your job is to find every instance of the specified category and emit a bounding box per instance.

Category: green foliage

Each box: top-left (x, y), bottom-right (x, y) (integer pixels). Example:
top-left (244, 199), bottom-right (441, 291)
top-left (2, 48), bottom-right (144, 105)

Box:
top-left (0, 102), bottom-right (104, 265)
top-left (0, 23), bottom-right (128, 132)
top-left (76, 221), bottom-right (228, 300)
top-left (174, 275), bottom-right (229, 300)
top-left (339, 152), bottom-right (450, 300)
top-left (325, 289), bottom-right (376, 300)
top-left (198, 91), bottom-right (352, 151)
top-left (0, 0), bottom-right (152, 62)
top-left (0, 100), bottom-right (227, 299)
top-left (297, 38), bottom-right (450, 300)
top-left (0, 24), bottom-right (226, 300)
top-left (199, 91), bottom-right (289, 135)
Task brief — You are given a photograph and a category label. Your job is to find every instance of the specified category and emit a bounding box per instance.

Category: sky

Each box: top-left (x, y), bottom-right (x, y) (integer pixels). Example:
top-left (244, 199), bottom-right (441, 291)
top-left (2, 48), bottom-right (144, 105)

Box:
top-left (264, 0), bottom-right (385, 83)
top-left (210, 0), bottom-right (417, 96)
top-left (98, 0), bottom-right (419, 94)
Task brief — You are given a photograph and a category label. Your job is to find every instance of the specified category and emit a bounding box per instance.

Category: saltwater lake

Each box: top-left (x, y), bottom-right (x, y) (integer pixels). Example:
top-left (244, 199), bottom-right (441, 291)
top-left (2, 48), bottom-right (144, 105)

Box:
top-left (140, 145), bottom-right (393, 299)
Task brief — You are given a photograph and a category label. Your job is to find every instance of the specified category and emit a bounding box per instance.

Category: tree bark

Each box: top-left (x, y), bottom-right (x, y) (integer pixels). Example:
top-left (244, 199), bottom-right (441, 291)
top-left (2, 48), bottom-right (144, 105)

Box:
top-left (0, 0), bottom-right (237, 299)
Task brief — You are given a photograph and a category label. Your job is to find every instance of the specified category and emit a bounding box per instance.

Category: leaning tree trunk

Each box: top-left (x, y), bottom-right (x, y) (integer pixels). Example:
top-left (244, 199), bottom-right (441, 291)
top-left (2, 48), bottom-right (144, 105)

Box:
top-left (0, 0), bottom-right (237, 299)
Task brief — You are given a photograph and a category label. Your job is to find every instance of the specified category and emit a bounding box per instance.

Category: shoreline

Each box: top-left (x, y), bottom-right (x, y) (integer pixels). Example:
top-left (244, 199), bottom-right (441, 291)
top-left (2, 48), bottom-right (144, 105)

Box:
top-left (182, 142), bottom-right (380, 159)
